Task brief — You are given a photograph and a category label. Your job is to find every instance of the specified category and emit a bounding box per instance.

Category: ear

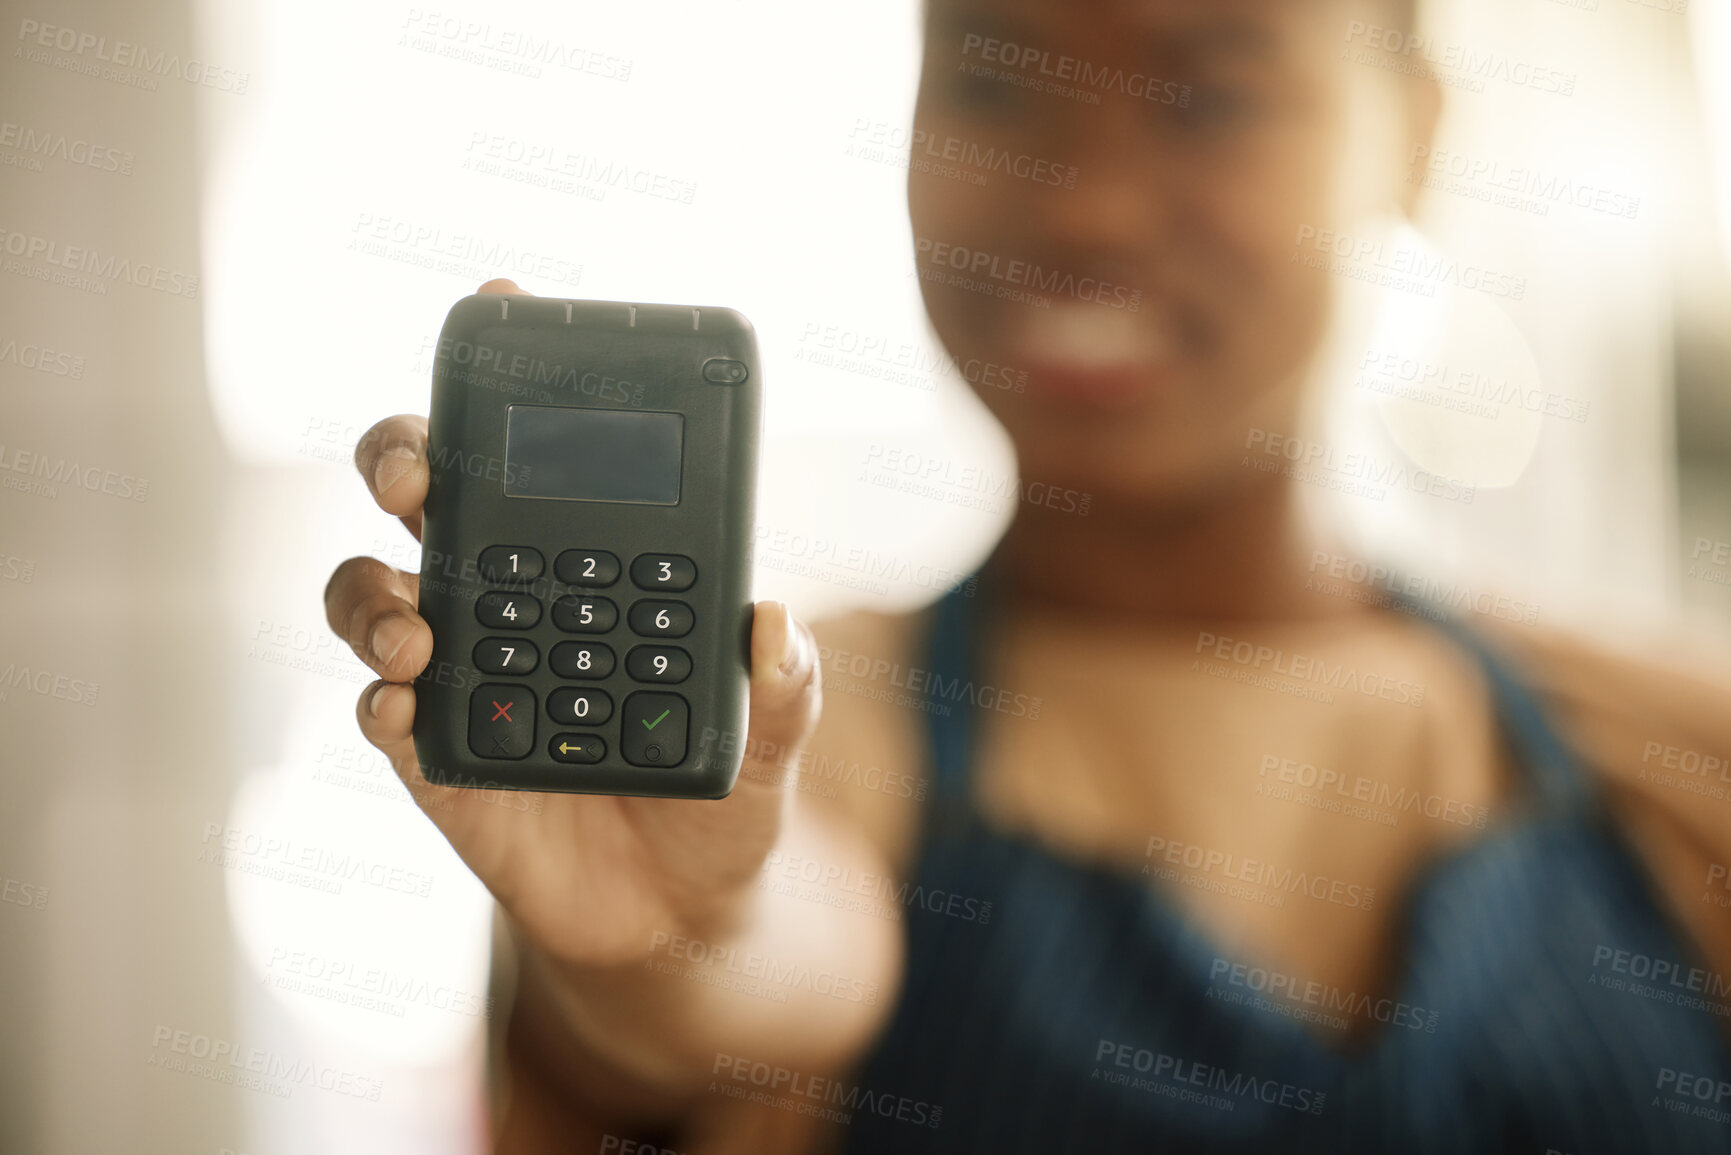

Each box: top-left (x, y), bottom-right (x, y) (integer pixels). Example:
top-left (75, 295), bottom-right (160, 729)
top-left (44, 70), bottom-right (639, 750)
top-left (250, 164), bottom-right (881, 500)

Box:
top-left (1396, 72), bottom-right (1443, 218)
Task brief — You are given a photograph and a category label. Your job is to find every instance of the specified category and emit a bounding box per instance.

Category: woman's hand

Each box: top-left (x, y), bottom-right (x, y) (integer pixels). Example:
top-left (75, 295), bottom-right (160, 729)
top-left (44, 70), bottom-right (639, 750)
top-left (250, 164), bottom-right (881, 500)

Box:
top-left (322, 279), bottom-right (823, 974)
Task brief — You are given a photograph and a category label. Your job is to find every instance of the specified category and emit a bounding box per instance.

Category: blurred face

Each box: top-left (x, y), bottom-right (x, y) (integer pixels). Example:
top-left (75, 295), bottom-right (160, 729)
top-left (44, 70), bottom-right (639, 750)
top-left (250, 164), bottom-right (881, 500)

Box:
top-left (911, 0), bottom-right (1418, 510)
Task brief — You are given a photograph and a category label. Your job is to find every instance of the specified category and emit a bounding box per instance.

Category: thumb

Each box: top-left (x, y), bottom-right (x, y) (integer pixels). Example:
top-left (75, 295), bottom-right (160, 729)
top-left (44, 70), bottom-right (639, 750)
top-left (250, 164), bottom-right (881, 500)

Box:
top-left (739, 601), bottom-right (823, 791)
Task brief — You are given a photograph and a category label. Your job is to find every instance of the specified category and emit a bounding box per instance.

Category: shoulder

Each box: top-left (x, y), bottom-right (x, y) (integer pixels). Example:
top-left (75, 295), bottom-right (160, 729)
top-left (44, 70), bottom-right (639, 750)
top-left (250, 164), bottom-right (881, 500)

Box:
top-left (1474, 617), bottom-right (1731, 972)
top-left (802, 605), bottom-right (938, 876)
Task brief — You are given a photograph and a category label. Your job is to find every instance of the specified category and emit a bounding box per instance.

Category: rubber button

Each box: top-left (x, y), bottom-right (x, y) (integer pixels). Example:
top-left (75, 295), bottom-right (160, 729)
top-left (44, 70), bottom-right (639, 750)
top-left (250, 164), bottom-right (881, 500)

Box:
top-left (474, 638), bottom-right (539, 675)
top-left (702, 358), bottom-right (749, 385)
top-left (622, 692), bottom-right (688, 766)
top-left (469, 685), bottom-right (535, 760)
top-left (554, 550), bottom-right (620, 587)
top-left (549, 734), bottom-right (605, 764)
top-left (479, 546), bottom-right (544, 583)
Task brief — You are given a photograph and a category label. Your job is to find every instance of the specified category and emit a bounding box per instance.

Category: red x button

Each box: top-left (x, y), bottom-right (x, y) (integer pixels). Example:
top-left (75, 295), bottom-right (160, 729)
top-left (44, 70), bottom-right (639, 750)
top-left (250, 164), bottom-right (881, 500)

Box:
top-left (470, 685), bottom-right (534, 761)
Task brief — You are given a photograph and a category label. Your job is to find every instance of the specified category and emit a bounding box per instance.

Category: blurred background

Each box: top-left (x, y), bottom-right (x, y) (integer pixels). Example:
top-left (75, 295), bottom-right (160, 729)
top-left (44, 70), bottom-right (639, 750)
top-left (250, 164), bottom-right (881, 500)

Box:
top-left (2, 0), bottom-right (1729, 1151)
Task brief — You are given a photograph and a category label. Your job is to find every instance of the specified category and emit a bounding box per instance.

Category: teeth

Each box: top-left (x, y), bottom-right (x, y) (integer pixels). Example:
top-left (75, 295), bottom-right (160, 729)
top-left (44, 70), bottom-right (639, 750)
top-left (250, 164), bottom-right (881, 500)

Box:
top-left (1020, 303), bottom-right (1166, 368)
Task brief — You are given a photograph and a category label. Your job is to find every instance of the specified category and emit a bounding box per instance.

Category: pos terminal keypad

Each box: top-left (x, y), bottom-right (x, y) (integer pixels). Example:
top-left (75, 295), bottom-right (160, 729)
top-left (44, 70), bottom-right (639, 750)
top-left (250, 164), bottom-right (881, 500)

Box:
top-left (468, 551), bottom-right (698, 768)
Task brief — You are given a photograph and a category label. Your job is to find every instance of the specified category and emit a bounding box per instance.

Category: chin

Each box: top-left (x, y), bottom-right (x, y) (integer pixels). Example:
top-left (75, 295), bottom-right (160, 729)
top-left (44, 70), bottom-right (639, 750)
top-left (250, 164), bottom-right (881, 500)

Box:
top-left (1001, 413), bottom-right (1240, 516)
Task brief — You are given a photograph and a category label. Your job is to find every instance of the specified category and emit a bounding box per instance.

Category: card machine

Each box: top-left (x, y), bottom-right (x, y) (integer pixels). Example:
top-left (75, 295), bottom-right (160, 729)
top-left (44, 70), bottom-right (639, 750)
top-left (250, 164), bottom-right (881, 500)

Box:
top-left (411, 293), bottom-right (760, 799)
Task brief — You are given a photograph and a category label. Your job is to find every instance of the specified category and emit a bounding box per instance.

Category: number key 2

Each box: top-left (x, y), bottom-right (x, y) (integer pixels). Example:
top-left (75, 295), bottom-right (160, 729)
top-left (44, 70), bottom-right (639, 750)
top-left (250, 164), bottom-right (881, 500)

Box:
top-left (555, 550), bottom-right (620, 587)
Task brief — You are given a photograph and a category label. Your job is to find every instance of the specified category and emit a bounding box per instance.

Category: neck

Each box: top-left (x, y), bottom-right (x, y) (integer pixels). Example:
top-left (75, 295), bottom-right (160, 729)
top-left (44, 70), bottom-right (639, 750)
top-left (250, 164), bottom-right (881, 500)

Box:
top-left (988, 472), bottom-right (1356, 625)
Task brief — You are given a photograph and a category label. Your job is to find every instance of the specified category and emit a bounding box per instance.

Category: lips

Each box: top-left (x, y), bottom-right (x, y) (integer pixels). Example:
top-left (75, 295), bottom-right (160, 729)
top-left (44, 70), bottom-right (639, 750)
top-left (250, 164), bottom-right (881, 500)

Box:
top-left (1008, 302), bottom-right (1175, 410)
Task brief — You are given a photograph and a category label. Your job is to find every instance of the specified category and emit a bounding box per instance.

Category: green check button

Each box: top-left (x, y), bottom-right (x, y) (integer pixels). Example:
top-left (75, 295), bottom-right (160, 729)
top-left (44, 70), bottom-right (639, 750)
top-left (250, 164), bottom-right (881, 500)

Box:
top-left (622, 692), bottom-right (688, 766)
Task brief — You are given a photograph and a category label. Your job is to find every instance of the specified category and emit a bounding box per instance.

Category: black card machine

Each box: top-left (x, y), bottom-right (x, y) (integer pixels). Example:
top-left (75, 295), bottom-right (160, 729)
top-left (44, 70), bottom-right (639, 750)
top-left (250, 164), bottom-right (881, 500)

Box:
top-left (412, 294), bottom-right (761, 799)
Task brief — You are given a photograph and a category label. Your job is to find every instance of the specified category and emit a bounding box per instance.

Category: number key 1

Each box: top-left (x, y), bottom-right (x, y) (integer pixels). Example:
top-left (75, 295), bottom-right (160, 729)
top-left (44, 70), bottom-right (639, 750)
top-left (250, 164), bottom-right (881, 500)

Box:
top-left (479, 546), bottom-right (544, 583)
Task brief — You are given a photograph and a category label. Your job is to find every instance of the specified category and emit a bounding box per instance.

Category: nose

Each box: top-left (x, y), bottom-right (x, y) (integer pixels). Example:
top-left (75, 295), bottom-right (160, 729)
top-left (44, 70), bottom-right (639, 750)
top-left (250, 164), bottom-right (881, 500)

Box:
top-left (1020, 103), bottom-right (1170, 285)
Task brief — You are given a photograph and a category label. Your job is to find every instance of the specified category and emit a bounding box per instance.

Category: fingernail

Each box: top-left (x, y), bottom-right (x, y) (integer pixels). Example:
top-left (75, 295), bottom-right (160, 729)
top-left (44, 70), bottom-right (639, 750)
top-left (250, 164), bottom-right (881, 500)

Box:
top-left (375, 444), bottom-right (419, 496)
top-left (370, 614), bottom-right (416, 667)
top-left (368, 683), bottom-right (393, 718)
top-left (776, 602), bottom-right (803, 676)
